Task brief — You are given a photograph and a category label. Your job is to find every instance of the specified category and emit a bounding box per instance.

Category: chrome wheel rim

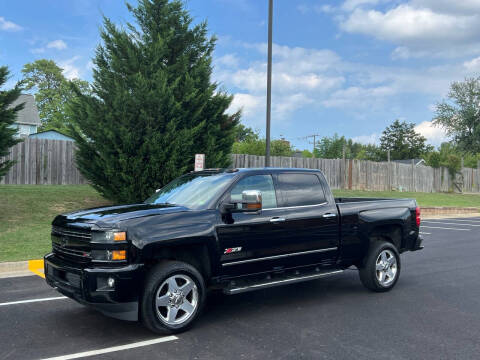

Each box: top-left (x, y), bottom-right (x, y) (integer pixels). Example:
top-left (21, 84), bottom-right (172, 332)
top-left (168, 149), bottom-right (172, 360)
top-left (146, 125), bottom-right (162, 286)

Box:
top-left (155, 274), bottom-right (198, 325)
top-left (375, 249), bottom-right (397, 287)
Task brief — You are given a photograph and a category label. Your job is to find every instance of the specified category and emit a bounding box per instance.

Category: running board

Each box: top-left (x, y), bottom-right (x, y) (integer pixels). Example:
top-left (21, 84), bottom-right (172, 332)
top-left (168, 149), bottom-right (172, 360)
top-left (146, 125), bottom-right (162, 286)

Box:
top-left (224, 269), bottom-right (344, 295)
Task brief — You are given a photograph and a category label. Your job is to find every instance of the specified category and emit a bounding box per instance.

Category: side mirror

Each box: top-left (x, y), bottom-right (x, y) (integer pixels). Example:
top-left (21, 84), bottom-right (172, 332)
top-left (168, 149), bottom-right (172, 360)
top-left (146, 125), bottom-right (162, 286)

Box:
top-left (241, 190), bottom-right (262, 211)
top-left (223, 190), bottom-right (262, 213)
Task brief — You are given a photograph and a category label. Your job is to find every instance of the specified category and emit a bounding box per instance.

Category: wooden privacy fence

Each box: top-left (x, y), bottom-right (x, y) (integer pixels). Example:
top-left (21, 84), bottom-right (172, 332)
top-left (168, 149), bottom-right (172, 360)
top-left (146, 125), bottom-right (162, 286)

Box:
top-left (232, 154), bottom-right (480, 193)
top-left (1, 138), bottom-right (87, 185)
top-left (1, 141), bottom-right (479, 192)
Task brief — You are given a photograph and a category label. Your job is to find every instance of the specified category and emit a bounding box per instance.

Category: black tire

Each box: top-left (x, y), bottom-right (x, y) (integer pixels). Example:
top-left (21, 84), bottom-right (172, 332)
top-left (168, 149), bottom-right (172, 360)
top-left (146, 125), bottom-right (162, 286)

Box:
top-left (141, 260), bottom-right (206, 334)
top-left (359, 241), bottom-right (401, 292)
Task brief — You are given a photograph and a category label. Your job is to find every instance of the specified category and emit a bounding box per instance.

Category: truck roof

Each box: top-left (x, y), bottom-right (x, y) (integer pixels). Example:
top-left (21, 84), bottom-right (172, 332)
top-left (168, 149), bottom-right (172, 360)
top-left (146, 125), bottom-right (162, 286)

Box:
top-left (193, 167), bottom-right (323, 175)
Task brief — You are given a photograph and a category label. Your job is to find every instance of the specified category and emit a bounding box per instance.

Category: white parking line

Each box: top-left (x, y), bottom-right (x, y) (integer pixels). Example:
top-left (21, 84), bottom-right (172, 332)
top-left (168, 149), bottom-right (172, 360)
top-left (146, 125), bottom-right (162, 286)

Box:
top-left (421, 226), bottom-right (471, 231)
top-left (419, 232), bottom-right (431, 235)
top-left (39, 336), bottom-right (179, 360)
top-left (0, 296), bottom-right (67, 307)
top-left (422, 221), bottom-right (480, 227)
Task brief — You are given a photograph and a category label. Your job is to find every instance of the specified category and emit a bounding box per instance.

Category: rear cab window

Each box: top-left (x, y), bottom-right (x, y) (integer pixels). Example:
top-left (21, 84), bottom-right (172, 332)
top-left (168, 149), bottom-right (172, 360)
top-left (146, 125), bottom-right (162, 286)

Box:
top-left (276, 173), bottom-right (326, 207)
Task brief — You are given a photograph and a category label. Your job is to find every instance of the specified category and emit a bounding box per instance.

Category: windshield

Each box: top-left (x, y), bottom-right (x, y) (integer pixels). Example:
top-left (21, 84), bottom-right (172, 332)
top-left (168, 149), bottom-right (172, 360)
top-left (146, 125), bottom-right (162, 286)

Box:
top-left (144, 173), bottom-right (235, 209)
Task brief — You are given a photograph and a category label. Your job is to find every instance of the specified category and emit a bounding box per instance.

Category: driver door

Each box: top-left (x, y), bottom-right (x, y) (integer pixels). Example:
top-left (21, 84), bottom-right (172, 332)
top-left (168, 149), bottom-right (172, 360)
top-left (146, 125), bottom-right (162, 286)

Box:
top-left (216, 174), bottom-right (289, 276)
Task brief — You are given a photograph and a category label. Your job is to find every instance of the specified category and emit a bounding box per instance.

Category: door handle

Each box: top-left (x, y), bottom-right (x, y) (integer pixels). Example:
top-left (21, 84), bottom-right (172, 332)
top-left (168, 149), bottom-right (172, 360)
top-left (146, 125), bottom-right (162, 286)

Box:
top-left (270, 217), bottom-right (286, 223)
top-left (322, 213), bottom-right (337, 218)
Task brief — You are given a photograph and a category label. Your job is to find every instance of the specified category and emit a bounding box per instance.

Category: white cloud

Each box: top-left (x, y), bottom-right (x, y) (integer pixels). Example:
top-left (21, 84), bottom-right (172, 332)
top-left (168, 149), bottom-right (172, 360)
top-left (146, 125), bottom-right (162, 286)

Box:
top-left (340, 3), bottom-right (480, 58)
top-left (352, 133), bottom-right (379, 145)
top-left (0, 17), bottom-right (22, 31)
top-left (464, 56), bottom-right (480, 72)
top-left (341, 0), bottom-right (386, 12)
top-left (59, 56), bottom-right (81, 80)
top-left (47, 40), bottom-right (67, 50)
top-left (414, 121), bottom-right (448, 145)
top-left (322, 85), bottom-right (396, 109)
top-left (228, 93), bottom-right (263, 117)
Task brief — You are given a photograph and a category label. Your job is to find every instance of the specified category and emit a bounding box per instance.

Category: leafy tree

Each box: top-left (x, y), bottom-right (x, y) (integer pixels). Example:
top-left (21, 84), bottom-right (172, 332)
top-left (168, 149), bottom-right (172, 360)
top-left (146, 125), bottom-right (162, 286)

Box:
top-left (21, 59), bottom-right (90, 135)
top-left (68, 0), bottom-right (239, 203)
top-left (232, 137), bottom-right (293, 156)
top-left (434, 77), bottom-right (480, 153)
top-left (380, 120), bottom-right (433, 160)
top-left (0, 66), bottom-right (23, 178)
top-left (234, 124), bottom-right (258, 142)
top-left (314, 133), bottom-right (385, 161)
top-left (300, 149), bottom-right (313, 158)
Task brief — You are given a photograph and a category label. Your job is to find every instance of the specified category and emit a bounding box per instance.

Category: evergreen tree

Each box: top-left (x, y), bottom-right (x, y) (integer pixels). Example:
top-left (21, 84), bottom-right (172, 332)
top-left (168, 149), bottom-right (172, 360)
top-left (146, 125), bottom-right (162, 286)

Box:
top-left (0, 66), bottom-right (23, 178)
top-left (68, 0), bottom-right (239, 203)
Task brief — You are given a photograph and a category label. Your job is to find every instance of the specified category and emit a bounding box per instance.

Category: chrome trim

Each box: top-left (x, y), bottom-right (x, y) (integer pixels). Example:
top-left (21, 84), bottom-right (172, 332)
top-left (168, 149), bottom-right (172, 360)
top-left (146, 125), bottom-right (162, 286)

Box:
top-left (226, 270), bottom-right (344, 294)
top-left (270, 217), bottom-right (286, 223)
top-left (222, 247), bottom-right (338, 267)
top-left (322, 213), bottom-right (337, 218)
top-left (262, 202), bottom-right (328, 211)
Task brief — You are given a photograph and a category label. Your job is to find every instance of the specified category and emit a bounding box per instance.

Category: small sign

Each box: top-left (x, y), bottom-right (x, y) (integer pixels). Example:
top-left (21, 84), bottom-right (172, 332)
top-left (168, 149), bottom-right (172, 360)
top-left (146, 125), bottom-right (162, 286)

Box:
top-left (194, 154), bottom-right (205, 172)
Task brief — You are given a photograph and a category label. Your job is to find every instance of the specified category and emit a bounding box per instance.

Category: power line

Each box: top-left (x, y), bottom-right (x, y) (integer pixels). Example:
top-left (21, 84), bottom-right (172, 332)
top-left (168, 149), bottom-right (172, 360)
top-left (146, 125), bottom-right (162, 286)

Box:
top-left (305, 134), bottom-right (321, 157)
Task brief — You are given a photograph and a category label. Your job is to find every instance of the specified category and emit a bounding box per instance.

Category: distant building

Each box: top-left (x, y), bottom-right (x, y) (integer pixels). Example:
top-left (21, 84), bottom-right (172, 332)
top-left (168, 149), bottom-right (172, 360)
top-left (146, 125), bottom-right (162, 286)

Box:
top-left (393, 159), bottom-right (426, 166)
top-left (9, 94), bottom-right (42, 137)
top-left (29, 130), bottom-right (75, 141)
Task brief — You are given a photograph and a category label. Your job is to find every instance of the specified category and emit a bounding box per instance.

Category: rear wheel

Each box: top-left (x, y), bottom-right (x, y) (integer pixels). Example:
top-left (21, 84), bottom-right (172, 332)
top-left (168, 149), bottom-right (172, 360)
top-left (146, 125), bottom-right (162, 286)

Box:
top-left (359, 241), bottom-right (401, 292)
top-left (141, 261), bottom-right (206, 334)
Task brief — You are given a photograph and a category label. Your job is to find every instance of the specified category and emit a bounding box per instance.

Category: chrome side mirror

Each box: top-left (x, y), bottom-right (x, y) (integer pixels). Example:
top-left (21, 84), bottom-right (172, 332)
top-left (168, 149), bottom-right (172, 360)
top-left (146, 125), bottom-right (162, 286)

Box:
top-left (241, 190), bottom-right (262, 211)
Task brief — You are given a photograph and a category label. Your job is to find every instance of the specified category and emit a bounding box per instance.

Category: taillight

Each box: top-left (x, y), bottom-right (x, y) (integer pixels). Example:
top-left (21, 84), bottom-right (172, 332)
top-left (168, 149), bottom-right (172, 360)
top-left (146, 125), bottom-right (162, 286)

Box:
top-left (415, 206), bottom-right (421, 227)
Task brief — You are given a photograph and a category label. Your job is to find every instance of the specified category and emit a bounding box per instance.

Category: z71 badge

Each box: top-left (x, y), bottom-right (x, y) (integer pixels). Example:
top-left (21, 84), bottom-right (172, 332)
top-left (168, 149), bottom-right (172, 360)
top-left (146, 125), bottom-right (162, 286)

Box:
top-left (224, 247), bottom-right (242, 254)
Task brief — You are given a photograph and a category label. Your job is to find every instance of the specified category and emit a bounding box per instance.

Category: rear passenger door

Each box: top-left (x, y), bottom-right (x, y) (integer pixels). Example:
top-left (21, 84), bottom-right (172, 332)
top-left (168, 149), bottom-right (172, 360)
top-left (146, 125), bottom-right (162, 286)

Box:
top-left (271, 172), bottom-right (339, 267)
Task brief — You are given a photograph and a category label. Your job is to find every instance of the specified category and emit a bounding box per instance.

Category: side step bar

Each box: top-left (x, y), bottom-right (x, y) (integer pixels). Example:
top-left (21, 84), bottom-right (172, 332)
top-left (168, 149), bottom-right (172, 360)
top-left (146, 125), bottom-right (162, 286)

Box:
top-left (224, 269), bottom-right (344, 295)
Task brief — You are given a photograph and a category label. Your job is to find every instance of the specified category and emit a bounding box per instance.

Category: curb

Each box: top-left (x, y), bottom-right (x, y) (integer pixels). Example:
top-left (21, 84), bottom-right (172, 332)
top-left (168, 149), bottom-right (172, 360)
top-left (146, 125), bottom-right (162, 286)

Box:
top-left (421, 207), bottom-right (480, 218)
top-left (0, 260), bottom-right (44, 279)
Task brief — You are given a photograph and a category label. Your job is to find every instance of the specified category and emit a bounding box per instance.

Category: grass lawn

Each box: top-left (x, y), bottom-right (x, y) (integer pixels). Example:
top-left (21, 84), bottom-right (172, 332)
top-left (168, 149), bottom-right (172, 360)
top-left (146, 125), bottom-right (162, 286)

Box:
top-left (333, 189), bottom-right (480, 208)
top-left (1, 185), bottom-right (480, 262)
top-left (0, 185), bottom-right (110, 262)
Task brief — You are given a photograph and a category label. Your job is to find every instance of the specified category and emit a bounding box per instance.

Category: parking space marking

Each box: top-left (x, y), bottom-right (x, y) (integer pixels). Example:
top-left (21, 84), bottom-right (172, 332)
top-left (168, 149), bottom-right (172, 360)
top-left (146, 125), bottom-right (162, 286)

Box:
top-left (422, 221), bottom-right (480, 227)
top-left (0, 296), bottom-right (66, 307)
top-left (419, 232), bottom-right (431, 235)
top-left (421, 226), bottom-right (471, 231)
top-left (39, 336), bottom-right (179, 360)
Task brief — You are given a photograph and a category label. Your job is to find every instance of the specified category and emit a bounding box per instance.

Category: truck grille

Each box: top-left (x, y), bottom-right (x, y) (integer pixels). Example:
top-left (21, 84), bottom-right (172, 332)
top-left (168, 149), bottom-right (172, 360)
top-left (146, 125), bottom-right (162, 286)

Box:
top-left (51, 226), bottom-right (92, 263)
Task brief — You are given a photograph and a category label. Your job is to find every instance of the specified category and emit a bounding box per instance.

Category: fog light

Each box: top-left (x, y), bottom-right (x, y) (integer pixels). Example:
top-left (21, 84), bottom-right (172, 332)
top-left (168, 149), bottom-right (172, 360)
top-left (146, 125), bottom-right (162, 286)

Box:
top-left (107, 277), bottom-right (115, 288)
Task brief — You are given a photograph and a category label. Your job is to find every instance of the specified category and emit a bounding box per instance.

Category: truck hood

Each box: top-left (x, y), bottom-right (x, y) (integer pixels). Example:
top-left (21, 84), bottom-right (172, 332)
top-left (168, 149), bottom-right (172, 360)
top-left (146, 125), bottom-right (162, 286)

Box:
top-left (53, 203), bottom-right (190, 228)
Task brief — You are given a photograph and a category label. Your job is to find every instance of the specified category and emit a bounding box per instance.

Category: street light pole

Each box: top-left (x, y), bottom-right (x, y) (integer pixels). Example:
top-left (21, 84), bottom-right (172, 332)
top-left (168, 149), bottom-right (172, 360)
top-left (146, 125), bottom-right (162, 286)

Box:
top-left (265, 0), bottom-right (273, 167)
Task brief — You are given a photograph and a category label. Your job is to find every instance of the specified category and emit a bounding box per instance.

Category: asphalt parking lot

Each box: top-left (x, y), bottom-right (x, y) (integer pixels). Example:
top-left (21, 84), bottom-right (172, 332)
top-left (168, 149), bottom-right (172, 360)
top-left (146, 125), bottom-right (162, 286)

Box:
top-left (1, 217), bottom-right (480, 360)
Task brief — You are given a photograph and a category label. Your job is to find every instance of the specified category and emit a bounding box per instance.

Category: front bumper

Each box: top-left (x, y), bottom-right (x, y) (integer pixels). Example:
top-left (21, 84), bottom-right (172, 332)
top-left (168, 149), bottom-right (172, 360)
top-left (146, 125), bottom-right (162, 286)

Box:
top-left (44, 253), bottom-right (144, 321)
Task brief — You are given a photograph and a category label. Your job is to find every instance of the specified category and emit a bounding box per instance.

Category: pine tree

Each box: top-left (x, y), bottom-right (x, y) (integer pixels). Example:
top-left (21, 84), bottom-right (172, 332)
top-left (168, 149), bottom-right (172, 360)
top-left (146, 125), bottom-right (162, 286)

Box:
top-left (0, 66), bottom-right (23, 178)
top-left (69, 0), bottom-right (240, 203)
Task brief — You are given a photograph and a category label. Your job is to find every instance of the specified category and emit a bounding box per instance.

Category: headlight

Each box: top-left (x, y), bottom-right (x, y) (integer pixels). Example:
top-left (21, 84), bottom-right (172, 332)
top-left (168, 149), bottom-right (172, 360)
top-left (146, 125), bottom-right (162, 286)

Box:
top-left (91, 230), bottom-right (127, 243)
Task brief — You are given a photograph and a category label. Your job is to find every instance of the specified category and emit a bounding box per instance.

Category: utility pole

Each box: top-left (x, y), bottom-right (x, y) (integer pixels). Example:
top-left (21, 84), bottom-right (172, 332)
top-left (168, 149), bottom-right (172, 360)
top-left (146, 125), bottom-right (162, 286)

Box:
top-left (265, 0), bottom-right (273, 167)
top-left (306, 134), bottom-right (321, 158)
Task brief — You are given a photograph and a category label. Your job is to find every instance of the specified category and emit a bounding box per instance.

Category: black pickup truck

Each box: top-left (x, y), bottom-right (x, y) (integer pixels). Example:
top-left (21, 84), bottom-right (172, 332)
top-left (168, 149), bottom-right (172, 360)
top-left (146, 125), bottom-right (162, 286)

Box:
top-left (45, 168), bottom-right (423, 333)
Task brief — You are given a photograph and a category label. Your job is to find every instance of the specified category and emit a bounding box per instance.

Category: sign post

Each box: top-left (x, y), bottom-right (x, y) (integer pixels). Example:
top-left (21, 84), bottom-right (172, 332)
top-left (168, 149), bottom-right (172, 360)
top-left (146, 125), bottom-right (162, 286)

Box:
top-left (194, 154), bottom-right (205, 172)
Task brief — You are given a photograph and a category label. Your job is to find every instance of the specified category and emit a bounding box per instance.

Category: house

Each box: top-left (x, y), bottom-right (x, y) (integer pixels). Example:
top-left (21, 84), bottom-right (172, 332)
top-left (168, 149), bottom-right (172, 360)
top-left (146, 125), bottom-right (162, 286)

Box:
top-left (10, 94), bottom-right (41, 137)
top-left (29, 130), bottom-right (74, 141)
top-left (393, 159), bottom-right (426, 166)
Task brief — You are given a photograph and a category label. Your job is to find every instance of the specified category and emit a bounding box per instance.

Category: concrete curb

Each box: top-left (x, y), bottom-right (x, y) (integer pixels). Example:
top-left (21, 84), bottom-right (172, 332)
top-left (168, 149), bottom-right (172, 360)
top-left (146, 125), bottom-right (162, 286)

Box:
top-left (421, 207), bottom-right (480, 218)
top-left (0, 261), bottom-right (32, 279)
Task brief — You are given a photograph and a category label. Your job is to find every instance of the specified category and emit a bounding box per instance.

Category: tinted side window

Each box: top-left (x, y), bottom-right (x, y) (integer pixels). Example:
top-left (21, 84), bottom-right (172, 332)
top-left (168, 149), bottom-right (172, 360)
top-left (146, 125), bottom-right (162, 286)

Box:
top-left (277, 173), bottom-right (326, 207)
top-left (230, 175), bottom-right (277, 209)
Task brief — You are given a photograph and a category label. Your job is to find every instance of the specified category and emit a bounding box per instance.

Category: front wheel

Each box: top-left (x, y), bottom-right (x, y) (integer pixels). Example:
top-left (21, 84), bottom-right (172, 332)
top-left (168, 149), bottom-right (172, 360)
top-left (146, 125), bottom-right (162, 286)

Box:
top-left (141, 261), bottom-right (206, 334)
top-left (359, 241), bottom-right (401, 292)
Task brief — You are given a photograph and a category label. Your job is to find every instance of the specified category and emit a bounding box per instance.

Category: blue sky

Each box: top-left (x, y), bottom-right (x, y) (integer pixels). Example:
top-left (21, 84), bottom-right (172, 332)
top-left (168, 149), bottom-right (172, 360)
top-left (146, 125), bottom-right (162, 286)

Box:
top-left (2, 0), bottom-right (480, 150)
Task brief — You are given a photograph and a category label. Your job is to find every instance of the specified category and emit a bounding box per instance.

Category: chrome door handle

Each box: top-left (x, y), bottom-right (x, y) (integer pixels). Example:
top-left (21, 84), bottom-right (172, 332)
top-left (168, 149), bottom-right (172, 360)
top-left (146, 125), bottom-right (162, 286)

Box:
top-left (270, 217), bottom-right (286, 223)
top-left (322, 213), bottom-right (337, 218)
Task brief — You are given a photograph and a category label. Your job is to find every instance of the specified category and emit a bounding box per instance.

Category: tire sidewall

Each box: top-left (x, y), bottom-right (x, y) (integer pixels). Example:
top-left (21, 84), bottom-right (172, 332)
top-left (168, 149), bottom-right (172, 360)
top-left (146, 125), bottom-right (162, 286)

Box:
top-left (142, 261), bottom-right (206, 334)
top-left (371, 242), bottom-right (401, 290)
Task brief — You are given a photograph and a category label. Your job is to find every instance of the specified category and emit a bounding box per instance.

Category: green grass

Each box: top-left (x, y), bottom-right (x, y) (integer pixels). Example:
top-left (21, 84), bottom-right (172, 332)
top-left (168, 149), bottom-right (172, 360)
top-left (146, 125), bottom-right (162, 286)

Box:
top-left (333, 190), bottom-right (480, 208)
top-left (1, 185), bottom-right (480, 262)
top-left (0, 185), bottom-right (110, 262)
